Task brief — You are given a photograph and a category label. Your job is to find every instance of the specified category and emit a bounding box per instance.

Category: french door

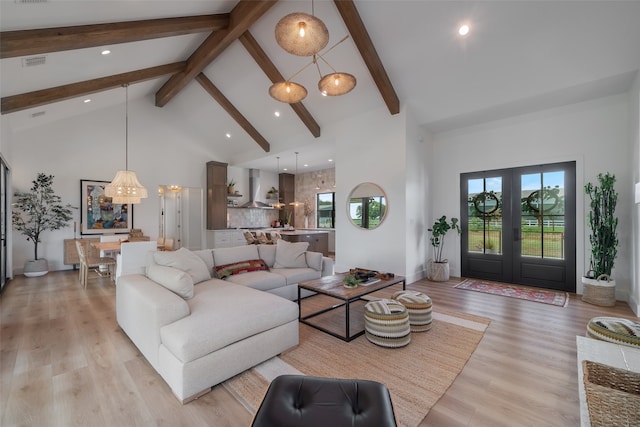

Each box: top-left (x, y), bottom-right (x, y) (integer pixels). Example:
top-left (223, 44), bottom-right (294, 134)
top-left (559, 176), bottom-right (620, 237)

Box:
top-left (460, 161), bottom-right (576, 292)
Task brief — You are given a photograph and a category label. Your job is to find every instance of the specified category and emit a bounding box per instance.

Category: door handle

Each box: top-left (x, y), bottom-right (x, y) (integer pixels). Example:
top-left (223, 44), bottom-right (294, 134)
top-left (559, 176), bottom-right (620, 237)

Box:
top-left (514, 228), bottom-right (520, 241)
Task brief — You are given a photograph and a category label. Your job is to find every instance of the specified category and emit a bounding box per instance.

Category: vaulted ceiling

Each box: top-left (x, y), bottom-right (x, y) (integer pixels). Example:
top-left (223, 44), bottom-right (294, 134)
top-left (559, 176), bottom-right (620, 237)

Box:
top-left (2, 1), bottom-right (640, 173)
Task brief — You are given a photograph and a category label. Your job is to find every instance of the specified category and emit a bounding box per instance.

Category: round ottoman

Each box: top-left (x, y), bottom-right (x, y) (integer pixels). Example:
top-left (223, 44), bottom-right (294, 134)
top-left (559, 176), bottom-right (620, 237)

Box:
top-left (364, 299), bottom-right (411, 348)
top-left (392, 290), bottom-right (433, 332)
top-left (586, 317), bottom-right (640, 349)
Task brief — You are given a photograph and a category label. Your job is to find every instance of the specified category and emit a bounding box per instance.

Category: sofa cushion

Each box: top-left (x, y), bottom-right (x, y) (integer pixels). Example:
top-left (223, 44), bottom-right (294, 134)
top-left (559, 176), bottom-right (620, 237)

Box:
top-left (213, 245), bottom-right (260, 266)
top-left (270, 267), bottom-right (322, 286)
top-left (192, 249), bottom-right (215, 273)
top-left (257, 244), bottom-right (277, 268)
top-left (224, 270), bottom-right (287, 292)
top-left (215, 259), bottom-right (269, 280)
top-left (305, 251), bottom-right (323, 271)
top-left (159, 280), bottom-right (298, 363)
top-left (146, 263), bottom-right (195, 299)
top-left (274, 239), bottom-right (309, 268)
top-left (154, 248), bottom-right (211, 284)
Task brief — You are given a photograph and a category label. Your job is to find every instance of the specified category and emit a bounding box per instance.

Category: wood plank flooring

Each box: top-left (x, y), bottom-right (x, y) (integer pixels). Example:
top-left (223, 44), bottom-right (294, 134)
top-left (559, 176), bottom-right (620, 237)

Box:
top-left (1, 270), bottom-right (636, 426)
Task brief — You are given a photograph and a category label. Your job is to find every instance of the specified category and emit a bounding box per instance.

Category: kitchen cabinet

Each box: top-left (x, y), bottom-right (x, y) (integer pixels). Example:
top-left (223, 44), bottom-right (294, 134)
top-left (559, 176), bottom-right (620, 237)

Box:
top-left (206, 161), bottom-right (228, 230)
top-left (206, 230), bottom-right (246, 248)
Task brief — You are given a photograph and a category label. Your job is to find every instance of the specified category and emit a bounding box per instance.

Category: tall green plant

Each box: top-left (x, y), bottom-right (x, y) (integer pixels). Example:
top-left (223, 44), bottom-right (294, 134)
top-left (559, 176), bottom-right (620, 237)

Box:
top-left (12, 173), bottom-right (74, 260)
top-left (584, 172), bottom-right (618, 278)
top-left (428, 215), bottom-right (461, 263)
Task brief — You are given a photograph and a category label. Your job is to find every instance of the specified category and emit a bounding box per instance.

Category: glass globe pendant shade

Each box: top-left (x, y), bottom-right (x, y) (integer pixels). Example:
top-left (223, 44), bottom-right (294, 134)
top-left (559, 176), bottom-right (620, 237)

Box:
top-left (105, 170), bottom-right (148, 204)
top-left (275, 12), bottom-right (329, 56)
top-left (318, 72), bottom-right (357, 96)
top-left (269, 81), bottom-right (308, 103)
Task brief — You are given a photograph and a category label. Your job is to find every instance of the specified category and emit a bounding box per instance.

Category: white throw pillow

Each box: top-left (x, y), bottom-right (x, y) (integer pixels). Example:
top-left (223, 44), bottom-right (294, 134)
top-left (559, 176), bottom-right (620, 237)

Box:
top-left (146, 263), bottom-right (194, 299)
top-left (305, 251), bottom-right (323, 271)
top-left (274, 239), bottom-right (309, 268)
top-left (153, 247), bottom-right (211, 284)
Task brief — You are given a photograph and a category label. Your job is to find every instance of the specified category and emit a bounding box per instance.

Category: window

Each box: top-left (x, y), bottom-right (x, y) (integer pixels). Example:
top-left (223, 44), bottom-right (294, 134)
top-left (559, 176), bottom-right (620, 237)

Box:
top-left (317, 192), bottom-right (335, 228)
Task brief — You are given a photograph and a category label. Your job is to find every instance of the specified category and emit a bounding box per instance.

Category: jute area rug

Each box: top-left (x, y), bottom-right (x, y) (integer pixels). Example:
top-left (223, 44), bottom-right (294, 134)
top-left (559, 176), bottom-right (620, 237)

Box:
top-left (223, 309), bottom-right (490, 427)
top-left (454, 278), bottom-right (569, 307)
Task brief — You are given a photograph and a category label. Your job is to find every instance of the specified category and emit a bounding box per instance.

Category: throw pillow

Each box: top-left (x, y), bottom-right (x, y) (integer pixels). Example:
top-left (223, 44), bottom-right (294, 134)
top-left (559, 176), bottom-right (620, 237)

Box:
top-left (153, 247), bottom-right (211, 284)
top-left (146, 263), bottom-right (194, 299)
top-left (274, 239), bottom-right (309, 268)
top-left (305, 251), bottom-right (323, 271)
top-left (215, 259), bottom-right (269, 280)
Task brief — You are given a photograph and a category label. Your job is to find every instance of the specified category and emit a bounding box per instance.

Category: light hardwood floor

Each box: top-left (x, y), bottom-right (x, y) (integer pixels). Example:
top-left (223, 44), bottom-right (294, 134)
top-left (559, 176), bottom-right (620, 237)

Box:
top-left (1, 271), bottom-right (636, 426)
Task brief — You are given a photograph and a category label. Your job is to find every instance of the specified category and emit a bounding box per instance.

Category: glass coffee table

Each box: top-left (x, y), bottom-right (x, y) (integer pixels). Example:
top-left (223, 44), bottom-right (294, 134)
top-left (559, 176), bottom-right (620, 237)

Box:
top-left (297, 273), bottom-right (406, 342)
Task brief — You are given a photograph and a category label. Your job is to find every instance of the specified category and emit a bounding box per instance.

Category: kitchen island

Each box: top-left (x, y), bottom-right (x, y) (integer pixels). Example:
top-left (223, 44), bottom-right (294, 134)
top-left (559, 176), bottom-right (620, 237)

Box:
top-left (279, 229), bottom-right (329, 256)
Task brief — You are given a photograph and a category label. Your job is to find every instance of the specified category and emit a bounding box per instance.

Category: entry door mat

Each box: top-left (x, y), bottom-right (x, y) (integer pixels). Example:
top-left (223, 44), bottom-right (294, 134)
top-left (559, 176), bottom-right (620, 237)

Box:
top-left (454, 279), bottom-right (569, 307)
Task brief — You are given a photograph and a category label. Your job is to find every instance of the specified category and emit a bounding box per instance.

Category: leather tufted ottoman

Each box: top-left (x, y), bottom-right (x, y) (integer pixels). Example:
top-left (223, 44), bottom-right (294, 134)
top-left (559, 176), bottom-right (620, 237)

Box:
top-left (392, 290), bottom-right (433, 332)
top-left (364, 299), bottom-right (411, 348)
top-left (587, 316), bottom-right (640, 349)
top-left (251, 375), bottom-right (397, 427)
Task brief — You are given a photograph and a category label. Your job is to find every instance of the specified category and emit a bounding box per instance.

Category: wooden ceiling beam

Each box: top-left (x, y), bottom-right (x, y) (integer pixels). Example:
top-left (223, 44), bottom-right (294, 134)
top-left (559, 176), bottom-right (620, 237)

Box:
top-left (333, 0), bottom-right (400, 115)
top-left (1, 62), bottom-right (186, 114)
top-left (0, 15), bottom-right (229, 59)
top-left (155, 0), bottom-right (277, 108)
top-left (196, 73), bottom-right (270, 153)
top-left (239, 31), bottom-right (321, 138)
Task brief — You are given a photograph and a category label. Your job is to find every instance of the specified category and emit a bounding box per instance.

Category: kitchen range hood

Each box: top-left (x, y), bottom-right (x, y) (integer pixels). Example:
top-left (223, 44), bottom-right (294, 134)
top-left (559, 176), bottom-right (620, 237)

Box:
top-left (241, 169), bottom-right (273, 209)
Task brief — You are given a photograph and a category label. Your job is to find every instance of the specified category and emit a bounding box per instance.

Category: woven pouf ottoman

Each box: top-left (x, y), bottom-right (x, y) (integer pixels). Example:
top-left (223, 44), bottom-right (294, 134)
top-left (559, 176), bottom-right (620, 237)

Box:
top-left (392, 290), bottom-right (433, 332)
top-left (587, 317), bottom-right (640, 349)
top-left (364, 299), bottom-right (411, 348)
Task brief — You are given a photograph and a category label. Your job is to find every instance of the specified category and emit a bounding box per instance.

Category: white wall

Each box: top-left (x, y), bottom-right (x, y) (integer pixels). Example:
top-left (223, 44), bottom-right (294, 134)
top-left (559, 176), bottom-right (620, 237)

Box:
top-left (334, 107), bottom-right (409, 276)
top-left (629, 73), bottom-right (640, 315)
top-left (8, 95), bottom-right (227, 273)
top-left (430, 94), bottom-right (633, 301)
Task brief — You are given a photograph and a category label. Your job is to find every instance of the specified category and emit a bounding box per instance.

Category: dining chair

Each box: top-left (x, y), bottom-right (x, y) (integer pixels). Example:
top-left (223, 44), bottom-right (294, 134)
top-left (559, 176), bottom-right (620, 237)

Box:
top-left (75, 240), bottom-right (117, 289)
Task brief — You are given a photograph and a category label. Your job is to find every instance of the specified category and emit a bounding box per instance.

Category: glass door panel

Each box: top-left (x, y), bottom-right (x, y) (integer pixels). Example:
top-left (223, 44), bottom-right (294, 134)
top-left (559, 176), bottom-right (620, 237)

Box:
top-left (467, 177), bottom-right (503, 255)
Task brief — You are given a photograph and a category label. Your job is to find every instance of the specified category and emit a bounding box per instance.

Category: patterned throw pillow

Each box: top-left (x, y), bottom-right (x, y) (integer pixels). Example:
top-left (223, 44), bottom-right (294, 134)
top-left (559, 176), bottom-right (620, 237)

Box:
top-left (215, 259), bottom-right (269, 279)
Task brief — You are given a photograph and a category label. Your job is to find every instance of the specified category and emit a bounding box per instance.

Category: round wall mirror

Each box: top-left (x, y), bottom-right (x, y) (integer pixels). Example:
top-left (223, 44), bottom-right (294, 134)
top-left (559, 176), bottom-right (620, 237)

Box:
top-left (347, 182), bottom-right (388, 229)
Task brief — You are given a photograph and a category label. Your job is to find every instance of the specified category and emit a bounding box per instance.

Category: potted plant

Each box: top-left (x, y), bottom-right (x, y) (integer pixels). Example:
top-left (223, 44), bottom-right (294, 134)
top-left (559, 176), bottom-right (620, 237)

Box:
top-left (227, 179), bottom-right (236, 195)
top-left (582, 172), bottom-right (618, 306)
top-left (343, 274), bottom-right (361, 289)
top-left (12, 173), bottom-right (74, 277)
top-left (427, 215), bottom-right (461, 282)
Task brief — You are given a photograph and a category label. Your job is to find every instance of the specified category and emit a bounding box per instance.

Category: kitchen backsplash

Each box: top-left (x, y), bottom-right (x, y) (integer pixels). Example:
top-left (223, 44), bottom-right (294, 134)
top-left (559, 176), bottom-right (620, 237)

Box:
top-left (227, 207), bottom-right (280, 229)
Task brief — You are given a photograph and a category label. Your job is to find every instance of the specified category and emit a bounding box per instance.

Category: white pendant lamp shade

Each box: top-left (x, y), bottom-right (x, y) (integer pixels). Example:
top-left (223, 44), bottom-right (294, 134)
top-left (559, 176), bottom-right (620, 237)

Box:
top-left (105, 170), bottom-right (148, 204)
top-left (275, 12), bottom-right (329, 56)
top-left (105, 83), bottom-right (148, 205)
top-left (318, 72), bottom-right (357, 96)
top-left (269, 81), bottom-right (308, 103)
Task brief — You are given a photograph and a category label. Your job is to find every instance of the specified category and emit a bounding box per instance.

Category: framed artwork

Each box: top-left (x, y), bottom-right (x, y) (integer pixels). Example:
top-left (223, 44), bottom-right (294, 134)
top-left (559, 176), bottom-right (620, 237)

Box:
top-left (80, 179), bottom-right (132, 235)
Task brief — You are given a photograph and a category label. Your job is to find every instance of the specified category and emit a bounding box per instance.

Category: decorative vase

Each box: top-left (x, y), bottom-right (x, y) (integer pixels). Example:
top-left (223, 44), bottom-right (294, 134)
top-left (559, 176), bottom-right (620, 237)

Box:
top-left (227, 185), bottom-right (235, 195)
top-left (304, 217), bottom-right (309, 229)
top-left (427, 259), bottom-right (450, 282)
top-left (24, 259), bottom-right (48, 277)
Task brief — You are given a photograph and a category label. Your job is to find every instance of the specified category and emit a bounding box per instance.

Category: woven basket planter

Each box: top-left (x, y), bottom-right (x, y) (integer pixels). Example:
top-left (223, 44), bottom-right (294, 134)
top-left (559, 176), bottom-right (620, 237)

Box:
top-left (583, 360), bottom-right (640, 427)
top-left (582, 274), bottom-right (616, 307)
top-left (427, 259), bottom-right (450, 282)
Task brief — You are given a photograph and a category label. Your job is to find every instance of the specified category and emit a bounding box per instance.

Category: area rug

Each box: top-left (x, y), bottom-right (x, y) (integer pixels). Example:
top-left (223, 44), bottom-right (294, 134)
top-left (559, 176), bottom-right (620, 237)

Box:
top-left (454, 279), bottom-right (569, 307)
top-left (223, 309), bottom-right (490, 427)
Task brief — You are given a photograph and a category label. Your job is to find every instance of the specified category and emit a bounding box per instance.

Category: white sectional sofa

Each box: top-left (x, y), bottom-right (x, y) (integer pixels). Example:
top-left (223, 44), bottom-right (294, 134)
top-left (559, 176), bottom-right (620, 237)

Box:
top-left (116, 240), bottom-right (334, 403)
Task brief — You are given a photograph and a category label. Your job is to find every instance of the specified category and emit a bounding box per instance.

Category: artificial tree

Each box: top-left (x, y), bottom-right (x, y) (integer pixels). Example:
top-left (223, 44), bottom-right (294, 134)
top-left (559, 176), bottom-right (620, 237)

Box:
top-left (12, 173), bottom-right (74, 275)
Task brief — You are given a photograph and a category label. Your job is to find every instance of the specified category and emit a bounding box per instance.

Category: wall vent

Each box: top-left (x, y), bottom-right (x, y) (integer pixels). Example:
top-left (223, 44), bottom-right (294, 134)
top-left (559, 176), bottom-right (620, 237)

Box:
top-left (31, 111), bottom-right (46, 118)
top-left (22, 56), bottom-right (47, 67)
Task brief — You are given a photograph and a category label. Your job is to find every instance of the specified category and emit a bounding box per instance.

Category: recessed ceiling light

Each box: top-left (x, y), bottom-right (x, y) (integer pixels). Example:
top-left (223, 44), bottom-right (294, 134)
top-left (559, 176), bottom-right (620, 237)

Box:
top-left (83, 99), bottom-right (91, 103)
top-left (303, 164), bottom-right (309, 167)
top-left (101, 49), bottom-right (111, 55)
top-left (328, 159), bottom-right (333, 162)
top-left (458, 24), bottom-right (470, 36)
top-left (283, 168), bottom-right (288, 171)
top-left (274, 111), bottom-right (280, 117)
top-left (225, 133), bottom-right (231, 139)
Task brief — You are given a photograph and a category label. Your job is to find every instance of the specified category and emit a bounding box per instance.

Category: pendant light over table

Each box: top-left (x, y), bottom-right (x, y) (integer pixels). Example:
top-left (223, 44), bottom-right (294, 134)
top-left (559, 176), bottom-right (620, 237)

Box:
top-left (105, 84), bottom-right (148, 204)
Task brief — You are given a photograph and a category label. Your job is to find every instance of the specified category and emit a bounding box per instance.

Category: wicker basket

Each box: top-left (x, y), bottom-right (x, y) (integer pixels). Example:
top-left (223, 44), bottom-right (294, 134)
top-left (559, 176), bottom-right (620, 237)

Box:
top-left (583, 360), bottom-right (640, 427)
top-left (582, 274), bottom-right (616, 307)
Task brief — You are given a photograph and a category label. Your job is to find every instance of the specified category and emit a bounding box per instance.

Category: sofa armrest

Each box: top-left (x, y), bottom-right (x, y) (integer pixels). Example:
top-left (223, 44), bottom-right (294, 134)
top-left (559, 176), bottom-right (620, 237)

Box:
top-left (116, 274), bottom-right (190, 368)
top-left (321, 256), bottom-right (334, 277)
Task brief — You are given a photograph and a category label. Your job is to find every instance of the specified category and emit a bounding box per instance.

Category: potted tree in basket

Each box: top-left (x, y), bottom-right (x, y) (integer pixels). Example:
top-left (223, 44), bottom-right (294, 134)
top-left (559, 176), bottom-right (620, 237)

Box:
top-left (582, 172), bottom-right (618, 306)
top-left (12, 173), bottom-right (74, 277)
top-left (428, 215), bottom-right (461, 282)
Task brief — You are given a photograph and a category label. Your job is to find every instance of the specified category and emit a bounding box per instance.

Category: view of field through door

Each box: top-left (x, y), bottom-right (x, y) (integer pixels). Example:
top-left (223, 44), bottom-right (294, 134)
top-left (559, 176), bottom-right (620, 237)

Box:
top-left (460, 161), bottom-right (576, 292)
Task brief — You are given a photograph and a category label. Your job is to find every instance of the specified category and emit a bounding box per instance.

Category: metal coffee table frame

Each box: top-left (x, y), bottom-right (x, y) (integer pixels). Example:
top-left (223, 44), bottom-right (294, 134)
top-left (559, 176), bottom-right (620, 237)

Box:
top-left (298, 274), bottom-right (406, 342)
